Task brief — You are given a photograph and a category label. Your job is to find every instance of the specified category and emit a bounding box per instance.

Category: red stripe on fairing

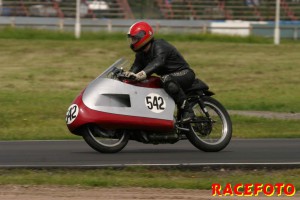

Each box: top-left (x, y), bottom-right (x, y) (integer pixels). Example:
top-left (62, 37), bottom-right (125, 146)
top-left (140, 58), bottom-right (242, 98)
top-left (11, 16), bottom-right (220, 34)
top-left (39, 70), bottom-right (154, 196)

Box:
top-left (67, 93), bottom-right (174, 133)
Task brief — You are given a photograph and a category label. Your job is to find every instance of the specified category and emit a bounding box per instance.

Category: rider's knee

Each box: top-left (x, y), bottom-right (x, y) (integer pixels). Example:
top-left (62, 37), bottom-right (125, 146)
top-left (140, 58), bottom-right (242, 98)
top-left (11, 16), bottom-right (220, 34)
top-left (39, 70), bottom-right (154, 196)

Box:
top-left (161, 76), bottom-right (180, 95)
top-left (165, 81), bottom-right (180, 94)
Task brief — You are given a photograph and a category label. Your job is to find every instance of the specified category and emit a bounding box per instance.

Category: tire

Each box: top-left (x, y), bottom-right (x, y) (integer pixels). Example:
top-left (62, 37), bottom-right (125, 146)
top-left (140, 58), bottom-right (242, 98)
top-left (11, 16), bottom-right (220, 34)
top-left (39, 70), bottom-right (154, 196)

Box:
top-left (82, 125), bottom-right (129, 153)
top-left (186, 96), bottom-right (232, 152)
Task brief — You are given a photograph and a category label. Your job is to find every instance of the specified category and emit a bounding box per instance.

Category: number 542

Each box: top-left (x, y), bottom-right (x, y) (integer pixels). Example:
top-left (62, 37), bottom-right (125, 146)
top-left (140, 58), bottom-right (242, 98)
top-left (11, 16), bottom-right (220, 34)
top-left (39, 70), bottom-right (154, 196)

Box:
top-left (146, 96), bottom-right (165, 110)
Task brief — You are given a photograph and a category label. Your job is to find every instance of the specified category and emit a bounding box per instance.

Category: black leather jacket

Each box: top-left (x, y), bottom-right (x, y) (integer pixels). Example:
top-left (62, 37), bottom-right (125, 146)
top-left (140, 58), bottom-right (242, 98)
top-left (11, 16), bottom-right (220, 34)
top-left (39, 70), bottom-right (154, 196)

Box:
top-left (130, 39), bottom-right (192, 76)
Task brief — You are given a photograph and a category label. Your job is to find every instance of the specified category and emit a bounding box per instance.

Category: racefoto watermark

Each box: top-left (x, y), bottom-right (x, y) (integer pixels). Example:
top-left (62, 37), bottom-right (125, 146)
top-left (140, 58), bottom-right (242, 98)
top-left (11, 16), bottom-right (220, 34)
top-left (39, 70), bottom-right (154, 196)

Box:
top-left (212, 183), bottom-right (296, 197)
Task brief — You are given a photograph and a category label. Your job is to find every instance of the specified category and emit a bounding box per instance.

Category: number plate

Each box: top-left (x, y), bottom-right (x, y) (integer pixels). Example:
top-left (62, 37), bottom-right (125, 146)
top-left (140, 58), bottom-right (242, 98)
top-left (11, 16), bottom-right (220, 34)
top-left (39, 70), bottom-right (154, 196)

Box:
top-left (145, 93), bottom-right (166, 113)
top-left (66, 104), bottom-right (79, 124)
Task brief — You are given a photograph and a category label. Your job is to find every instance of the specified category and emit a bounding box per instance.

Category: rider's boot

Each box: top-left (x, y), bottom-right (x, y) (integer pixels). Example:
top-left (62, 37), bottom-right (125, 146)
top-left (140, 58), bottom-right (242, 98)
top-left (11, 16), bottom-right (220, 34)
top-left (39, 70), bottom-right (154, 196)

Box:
top-left (181, 100), bottom-right (195, 123)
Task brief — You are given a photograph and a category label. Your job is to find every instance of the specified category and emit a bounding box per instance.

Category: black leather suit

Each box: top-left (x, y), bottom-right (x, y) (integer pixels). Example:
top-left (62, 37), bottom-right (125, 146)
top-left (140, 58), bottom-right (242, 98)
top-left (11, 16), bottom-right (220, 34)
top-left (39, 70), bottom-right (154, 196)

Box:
top-left (129, 39), bottom-right (195, 106)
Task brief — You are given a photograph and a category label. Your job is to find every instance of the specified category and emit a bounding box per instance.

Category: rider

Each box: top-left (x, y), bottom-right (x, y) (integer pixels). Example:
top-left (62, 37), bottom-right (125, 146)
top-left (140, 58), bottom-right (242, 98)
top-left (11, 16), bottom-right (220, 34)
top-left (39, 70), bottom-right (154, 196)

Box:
top-left (124, 21), bottom-right (196, 122)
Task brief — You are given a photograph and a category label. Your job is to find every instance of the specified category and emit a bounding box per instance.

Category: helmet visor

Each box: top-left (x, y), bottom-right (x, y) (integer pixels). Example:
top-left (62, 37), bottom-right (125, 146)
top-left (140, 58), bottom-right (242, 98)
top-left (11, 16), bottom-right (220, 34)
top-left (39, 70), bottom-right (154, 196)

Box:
top-left (128, 36), bottom-right (139, 45)
top-left (127, 31), bottom-right (146, 43)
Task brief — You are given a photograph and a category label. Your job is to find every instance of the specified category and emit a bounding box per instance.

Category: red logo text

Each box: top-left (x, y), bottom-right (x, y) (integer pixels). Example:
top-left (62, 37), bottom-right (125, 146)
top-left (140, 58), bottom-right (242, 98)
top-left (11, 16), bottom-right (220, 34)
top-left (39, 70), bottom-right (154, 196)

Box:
top-left (212, 183), bottom-right (296, 197)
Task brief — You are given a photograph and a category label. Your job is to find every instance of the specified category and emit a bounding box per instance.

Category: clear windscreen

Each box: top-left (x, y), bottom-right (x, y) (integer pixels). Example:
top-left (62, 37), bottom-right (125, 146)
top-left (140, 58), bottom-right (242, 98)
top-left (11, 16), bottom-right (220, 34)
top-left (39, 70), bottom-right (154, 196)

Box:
top-left (98, 57), bottom-right (130, 79)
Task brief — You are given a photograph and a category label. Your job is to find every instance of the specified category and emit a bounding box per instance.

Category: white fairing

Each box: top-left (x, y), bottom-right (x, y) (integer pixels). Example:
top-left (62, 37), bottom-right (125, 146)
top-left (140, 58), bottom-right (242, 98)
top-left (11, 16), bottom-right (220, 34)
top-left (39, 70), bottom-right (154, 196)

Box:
top-left (82, 78), bottom-right (175, 120)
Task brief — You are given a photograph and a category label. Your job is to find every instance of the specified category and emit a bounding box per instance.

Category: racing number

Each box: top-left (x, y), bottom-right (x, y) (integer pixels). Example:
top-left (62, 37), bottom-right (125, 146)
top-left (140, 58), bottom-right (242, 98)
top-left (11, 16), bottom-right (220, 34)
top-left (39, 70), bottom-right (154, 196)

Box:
top-left (145, 93), bottom-right (166, 113)
top-left (66, 104), bottom-right (79, 124)
top-left (146, 96), bottom-right (165, 110)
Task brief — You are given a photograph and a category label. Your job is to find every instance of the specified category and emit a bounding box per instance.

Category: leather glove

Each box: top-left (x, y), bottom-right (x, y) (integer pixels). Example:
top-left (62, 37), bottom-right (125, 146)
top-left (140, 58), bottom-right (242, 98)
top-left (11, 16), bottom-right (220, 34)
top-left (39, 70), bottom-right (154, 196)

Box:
top-left (123, 71), bottom-right (135, 78)
top-left (134, 71), bottom-right (147, 81)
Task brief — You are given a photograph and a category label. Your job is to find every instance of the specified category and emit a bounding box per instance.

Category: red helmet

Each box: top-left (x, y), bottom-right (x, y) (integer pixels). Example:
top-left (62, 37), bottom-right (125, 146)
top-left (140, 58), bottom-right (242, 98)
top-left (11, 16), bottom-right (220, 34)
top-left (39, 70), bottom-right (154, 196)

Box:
top-left (127, 21), bottom-right (154, 52)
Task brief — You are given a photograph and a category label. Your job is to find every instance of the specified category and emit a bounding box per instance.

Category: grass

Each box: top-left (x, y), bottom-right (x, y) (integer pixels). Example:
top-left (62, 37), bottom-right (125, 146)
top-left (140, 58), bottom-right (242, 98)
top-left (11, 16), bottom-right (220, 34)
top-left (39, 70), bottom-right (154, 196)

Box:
top-left (0, 168), bottom-right (299, 190)
top-left (0, 27), bottom-right (273, 43)
top-left (0, 28), bottom-right (299, 140)
top-left (231, 116), bottom-right (300, 138)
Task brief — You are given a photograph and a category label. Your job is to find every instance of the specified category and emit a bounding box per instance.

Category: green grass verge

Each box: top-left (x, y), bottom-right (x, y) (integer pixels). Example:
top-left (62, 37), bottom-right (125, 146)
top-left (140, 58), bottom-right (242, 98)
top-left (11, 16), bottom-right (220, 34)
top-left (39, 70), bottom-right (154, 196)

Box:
top-left (0, 28), bottom-right (299, 140)
top-left (0, 27), bottom-right (273, 43)
top-left (231, 115), bottom-right (300, 138)
top-left (0, 168), bottom-right (299, 190)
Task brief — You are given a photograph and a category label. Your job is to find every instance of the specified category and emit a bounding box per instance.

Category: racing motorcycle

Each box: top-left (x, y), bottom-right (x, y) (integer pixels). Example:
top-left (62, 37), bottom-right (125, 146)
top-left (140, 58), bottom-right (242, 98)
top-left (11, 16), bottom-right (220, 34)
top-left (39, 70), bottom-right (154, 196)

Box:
top-left (65, 58), bottom-right (232, 153)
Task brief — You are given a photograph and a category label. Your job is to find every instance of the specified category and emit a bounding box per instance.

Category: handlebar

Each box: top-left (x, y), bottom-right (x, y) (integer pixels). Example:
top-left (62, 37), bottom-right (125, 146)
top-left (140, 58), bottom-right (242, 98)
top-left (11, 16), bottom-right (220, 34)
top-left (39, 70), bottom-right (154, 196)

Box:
top-left (111, 67), bottom-right (136, 81)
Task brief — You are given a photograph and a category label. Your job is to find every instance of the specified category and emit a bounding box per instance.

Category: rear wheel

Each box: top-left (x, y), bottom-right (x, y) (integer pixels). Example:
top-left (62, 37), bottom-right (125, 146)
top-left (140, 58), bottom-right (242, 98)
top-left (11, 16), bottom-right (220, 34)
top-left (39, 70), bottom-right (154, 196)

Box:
top-left (82, 125), bottom-right (129, 153)
top-left (186, 96), bottom-right (232, 152)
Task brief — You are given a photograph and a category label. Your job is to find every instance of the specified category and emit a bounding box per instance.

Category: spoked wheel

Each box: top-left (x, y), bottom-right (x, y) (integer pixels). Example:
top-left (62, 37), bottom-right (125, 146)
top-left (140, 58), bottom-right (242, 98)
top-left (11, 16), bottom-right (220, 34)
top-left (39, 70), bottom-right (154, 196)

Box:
top-left (82, 125), bottom-right (129, 153)
top-left (185, 96), bottom-right (232, 152)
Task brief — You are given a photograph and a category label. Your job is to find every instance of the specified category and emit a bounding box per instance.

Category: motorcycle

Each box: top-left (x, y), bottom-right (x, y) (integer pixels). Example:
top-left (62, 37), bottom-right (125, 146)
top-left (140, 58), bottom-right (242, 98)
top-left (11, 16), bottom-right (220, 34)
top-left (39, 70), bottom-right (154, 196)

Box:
top-left (65, 58), bottom-right (232, 153)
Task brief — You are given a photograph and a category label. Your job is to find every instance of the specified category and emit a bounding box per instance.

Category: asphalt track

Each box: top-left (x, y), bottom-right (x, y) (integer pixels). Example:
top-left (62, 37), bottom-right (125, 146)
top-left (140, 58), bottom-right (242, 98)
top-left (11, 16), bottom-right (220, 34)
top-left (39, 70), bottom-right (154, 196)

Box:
top-left (0, 139), bottom-right (300, 168)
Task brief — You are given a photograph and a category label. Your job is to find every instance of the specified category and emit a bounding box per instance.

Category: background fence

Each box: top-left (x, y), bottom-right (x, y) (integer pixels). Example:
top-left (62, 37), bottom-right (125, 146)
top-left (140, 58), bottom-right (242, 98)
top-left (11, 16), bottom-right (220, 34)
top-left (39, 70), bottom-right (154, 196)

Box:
top-left (1, 0), bottom-right (300, 39)
top-left (2, 0), bottom-right (300, 20)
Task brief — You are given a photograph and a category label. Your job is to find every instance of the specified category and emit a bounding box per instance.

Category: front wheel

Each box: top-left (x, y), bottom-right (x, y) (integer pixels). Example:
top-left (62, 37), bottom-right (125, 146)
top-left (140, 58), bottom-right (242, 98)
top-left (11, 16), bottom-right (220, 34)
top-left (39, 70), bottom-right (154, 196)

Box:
top-left (82, 125), bottom-right (129, 153)
top-left (186, 96), bottom-right (232, 152)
